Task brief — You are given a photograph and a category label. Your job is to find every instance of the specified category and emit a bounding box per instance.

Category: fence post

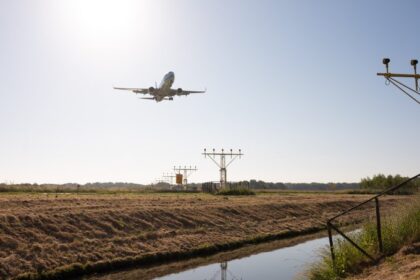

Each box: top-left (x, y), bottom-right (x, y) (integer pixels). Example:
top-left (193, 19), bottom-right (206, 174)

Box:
top-left (327, 222), bottom-right (335, 264)
top-left (375, 197), bottom-right (383, 253)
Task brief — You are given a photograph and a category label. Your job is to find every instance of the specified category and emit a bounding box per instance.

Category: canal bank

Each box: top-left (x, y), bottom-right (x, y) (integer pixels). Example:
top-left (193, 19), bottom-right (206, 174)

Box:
top-left (8, 194), bottom-right (404, 280)
top-left (87, 229), bottom-right (355, 280)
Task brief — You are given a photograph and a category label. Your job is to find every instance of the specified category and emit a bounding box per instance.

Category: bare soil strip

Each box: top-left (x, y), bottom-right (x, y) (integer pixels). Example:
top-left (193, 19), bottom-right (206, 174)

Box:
top-left (349, 242), bottom-right (420, 280)
top-left (0, 193), bottom-right (405, 279)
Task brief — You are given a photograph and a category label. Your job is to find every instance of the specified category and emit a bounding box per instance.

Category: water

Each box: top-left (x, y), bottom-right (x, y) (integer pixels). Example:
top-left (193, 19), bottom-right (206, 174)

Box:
top-left (154, 236), bottom-right (331, 280)
top-left (90, 231), bottom-right (359, 280)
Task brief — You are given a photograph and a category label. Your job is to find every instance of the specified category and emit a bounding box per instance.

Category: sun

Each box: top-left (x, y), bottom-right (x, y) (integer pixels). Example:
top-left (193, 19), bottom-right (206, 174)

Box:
top-left (54, 0), bottom-right (151, 43)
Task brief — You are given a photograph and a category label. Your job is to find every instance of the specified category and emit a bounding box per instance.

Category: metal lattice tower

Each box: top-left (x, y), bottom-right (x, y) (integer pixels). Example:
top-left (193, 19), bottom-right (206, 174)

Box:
top-left (377, 58), bottom-right (420, 104)
top-left (173, 166), bottom-right (197, 185)
top-left (162, 173), bottom-right (176, 185)
top-left (202, 149), bottom-right (243, 189)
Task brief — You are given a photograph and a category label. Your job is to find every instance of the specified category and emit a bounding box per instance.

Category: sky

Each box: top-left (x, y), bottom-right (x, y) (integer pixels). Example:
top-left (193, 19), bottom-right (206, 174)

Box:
top-left (0, 0), bottom-right (419, 184)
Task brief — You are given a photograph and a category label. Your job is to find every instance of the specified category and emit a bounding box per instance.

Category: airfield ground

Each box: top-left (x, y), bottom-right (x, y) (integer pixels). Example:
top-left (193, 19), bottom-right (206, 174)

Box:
top-left (0, 192), bottom-right (407, 278)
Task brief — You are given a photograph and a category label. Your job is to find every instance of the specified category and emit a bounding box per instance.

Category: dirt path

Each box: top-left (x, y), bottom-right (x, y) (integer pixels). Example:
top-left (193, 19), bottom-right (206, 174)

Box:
top-left (0, 193), bottom-right (405, 279)
top-left (350, 242), bottom-right (420, 280)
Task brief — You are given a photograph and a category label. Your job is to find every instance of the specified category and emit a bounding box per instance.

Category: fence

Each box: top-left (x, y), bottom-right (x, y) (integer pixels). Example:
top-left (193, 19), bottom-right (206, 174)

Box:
top-left (327, 173), bottom-right (420, 264)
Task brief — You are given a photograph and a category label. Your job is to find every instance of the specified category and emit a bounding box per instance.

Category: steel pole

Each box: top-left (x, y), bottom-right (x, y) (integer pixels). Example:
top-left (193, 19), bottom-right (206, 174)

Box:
top-left (375, 197), bottom-right (383, 253)
top-left (327, 223), bottom-right (335, 264)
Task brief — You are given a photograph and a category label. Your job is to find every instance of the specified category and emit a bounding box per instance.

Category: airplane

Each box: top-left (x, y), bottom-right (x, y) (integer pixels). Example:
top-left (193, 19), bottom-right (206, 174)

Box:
top-left (114, 71), bottom-right (206, 102)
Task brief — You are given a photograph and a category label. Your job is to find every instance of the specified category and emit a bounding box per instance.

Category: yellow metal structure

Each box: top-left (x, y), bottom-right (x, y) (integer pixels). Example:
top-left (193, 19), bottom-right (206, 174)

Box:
top-left (176, 174), bottom-right (183, 185)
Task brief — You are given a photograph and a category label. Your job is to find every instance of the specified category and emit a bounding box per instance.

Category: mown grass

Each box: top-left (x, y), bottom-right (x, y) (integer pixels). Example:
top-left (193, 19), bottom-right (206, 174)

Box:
top-left (14, 227), bottom-right (322, 280)
top-left (347, 189), bottom-right (416, 195)
top-left (308, 195), bottom-right (420, 280)
top-left (0, 186), bottom-right (200, 195)
top-left (0, 193), bottom-right (403, 278)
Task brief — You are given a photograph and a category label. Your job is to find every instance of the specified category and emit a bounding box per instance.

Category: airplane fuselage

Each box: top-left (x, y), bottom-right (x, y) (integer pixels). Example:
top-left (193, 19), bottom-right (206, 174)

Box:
top-left (154, 72), bottom-right (175, 101)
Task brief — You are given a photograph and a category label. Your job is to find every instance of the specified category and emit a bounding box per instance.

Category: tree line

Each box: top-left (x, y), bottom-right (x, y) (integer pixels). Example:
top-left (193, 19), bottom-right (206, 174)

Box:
top-left (360, 174), bottom-right (419, 194)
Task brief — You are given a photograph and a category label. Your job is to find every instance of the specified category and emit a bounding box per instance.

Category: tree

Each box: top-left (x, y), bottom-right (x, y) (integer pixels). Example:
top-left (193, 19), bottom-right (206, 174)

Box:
top-left (360, 174), bottom-right (419, 194)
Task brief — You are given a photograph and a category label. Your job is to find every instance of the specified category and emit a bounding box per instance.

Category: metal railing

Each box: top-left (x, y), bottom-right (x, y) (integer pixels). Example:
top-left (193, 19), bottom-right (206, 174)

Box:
top-left (327, 173), bottom-right (420, 264)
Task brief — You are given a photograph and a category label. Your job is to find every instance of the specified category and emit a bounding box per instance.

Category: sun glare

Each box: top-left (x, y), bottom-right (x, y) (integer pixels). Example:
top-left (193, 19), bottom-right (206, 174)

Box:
top-left (54, 0), bottom-right (151, 44)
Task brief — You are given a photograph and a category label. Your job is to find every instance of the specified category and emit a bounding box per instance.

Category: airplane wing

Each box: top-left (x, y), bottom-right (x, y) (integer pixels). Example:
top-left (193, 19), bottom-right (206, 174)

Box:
top-left (113, 87), bottom-right (149, 94)
top-left (171, 89), bottom-right (206, 96)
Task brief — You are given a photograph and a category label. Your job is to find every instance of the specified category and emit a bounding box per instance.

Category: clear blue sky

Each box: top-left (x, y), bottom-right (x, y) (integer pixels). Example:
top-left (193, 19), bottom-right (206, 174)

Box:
top-left (0, 0), bottom-right (419, 184)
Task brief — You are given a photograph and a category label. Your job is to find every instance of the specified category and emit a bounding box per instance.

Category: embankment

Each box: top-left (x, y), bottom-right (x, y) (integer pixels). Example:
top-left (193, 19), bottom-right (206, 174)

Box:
top-left (0, 193), bottom-right (405, 279)
top-left (349, 242), bottom-right (420, 280)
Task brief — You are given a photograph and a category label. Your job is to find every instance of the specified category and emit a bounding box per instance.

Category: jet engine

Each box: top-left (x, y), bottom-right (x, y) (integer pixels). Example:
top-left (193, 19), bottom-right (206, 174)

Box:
top-left (148, 87), bottom-right (155, 93)
top-left (169, 97), bottom-right (174, 101)
top-left (177, 88), bottom-right (183, 94)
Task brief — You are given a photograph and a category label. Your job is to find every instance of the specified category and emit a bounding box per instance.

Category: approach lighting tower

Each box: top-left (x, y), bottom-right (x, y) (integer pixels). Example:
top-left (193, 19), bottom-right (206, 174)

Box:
top-left (153, 178), bottom-right (168, 189)
top-left (202, 148), bottom-right (243, 189)
top-left (173, 166), bottom-right (197, 185)
top-left (377, 58), bottom-right (420, 104)
top-left (162, 173), bottom-right (176, 185)
top-left (206, 261), bottom-right (240, 280)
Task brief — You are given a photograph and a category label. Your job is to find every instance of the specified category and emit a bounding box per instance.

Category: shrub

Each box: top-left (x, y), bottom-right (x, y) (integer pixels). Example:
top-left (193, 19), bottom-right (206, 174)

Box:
top-left (216, 188), bottom-right (255, 196)
top-left (360, 174), bottom-right (419, 195)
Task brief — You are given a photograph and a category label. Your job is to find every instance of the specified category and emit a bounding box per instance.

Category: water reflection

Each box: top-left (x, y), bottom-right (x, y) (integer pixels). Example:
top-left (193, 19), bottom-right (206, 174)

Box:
top-left (206, 262), bottom-right (241, 280)
top-left (154, 236), bottom-right (330, 280)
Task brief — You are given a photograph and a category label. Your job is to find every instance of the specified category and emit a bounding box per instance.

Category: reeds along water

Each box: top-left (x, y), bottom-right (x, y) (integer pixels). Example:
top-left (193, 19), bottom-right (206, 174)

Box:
top-left (308, 195), bottom-right (420, 280)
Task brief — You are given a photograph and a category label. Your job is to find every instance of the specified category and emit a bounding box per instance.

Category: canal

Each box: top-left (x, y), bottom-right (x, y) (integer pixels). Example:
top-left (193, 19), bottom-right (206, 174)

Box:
top-left (87, 230), bottom-right (355, 280)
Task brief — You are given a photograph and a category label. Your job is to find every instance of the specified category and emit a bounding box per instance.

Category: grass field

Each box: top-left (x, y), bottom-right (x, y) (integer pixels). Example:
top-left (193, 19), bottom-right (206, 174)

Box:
top-left (0, 192), bottom-right (406, 279)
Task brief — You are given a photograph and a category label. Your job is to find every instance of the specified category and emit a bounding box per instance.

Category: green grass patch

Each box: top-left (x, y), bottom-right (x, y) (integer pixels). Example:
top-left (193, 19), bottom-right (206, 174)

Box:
top-left (216, 188), bottom-right (256, 196)
top-left (308, 195), bottom-right (420, 279)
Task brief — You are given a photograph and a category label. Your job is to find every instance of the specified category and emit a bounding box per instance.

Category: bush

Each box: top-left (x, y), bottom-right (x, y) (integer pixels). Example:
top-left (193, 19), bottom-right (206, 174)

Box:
top-left (360, 174), bottom-right (419, 195)
top-left (216, 188), bottom-right (255, 196)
